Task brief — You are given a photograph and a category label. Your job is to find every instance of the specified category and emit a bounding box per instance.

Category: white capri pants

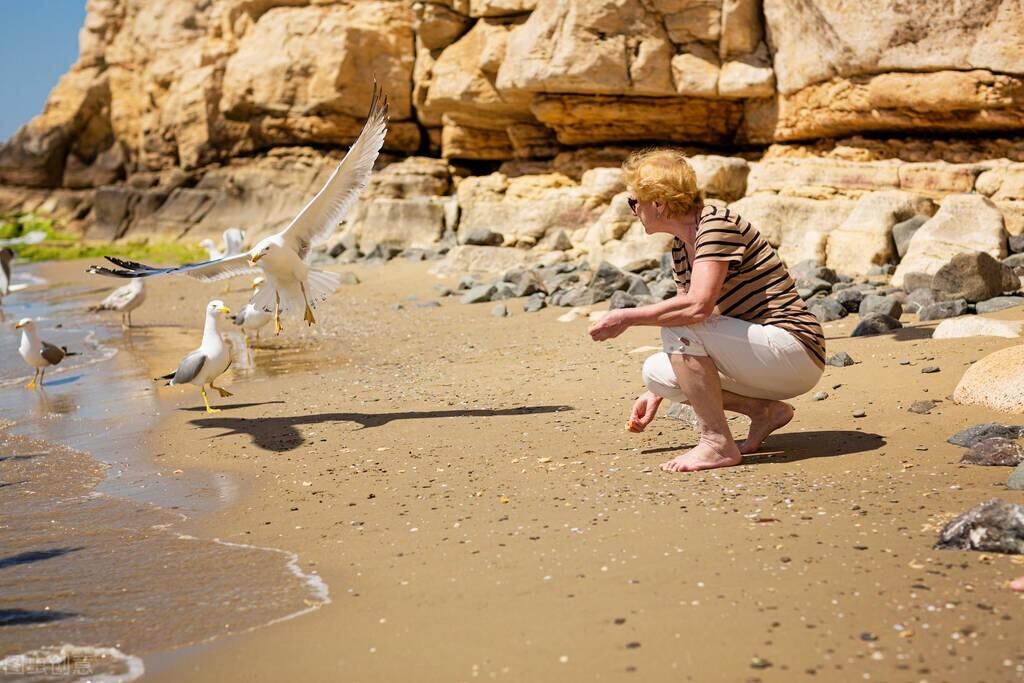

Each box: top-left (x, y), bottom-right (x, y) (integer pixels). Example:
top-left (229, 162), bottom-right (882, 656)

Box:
top-left (642, 315), bottom-right (823, 402)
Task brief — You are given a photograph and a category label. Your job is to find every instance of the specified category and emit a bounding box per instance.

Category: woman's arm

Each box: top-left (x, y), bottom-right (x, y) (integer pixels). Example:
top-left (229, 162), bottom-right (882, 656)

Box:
top-left (588, 260), bottom-right (730, 340)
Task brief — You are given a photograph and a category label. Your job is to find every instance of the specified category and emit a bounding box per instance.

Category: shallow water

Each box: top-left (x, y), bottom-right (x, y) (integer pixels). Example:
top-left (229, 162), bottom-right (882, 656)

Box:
top-left (0, 268), bottom-right (329, 681)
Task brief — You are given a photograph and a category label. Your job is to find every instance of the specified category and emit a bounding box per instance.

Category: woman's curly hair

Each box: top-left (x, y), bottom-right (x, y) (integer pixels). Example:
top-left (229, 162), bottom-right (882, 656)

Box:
top-left (621, 148), bottom-right (701, 217)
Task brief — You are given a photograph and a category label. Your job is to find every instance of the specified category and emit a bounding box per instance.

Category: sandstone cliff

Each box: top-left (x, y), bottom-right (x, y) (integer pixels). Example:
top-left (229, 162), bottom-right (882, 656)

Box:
top-left (0, 0), bottom-right (1022, 278)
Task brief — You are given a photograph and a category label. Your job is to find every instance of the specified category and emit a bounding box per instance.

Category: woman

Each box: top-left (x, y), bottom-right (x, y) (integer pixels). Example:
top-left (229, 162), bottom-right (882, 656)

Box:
top-left (588, 148), bottom-right (825, 473)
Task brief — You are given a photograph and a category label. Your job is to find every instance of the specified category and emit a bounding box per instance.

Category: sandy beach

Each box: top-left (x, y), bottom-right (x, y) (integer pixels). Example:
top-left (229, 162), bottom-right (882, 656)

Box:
top-left (7, 259), bottom-right (1016, 682)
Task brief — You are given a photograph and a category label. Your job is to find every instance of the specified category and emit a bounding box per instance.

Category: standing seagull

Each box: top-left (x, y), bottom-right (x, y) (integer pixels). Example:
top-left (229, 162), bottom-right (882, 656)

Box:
top-left (0, 248), bottom-right (14, 300)
top-left (86, 84), bottom-right (390, 334)
top-left (231, 277), bottom-right (272, 346)
top-left (15, 318), bottom-right (78, 389)
top-left (89, 278), bottom-right (146, 328)
top-left (158, 300), bottom-right (233, 413)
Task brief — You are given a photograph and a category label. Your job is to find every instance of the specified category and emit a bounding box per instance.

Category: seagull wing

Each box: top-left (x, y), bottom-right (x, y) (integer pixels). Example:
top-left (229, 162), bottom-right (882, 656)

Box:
top-left (87, 254), bottom-right (257, 283)
top-left (279, 83), bottom-right (389, 261)
top-left (170, 351), bottom-right (206, 385)
top-left (39, 342), bottom-right (66, 366)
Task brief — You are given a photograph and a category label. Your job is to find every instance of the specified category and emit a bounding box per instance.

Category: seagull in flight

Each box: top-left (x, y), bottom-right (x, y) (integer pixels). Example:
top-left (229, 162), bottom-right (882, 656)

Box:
top-left (87, 84), bottom-right (389, 334)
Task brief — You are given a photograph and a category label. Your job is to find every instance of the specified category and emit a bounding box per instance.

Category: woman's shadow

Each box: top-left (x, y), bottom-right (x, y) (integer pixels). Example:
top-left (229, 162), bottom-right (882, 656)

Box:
top-left (642, 430), bottom-right (886, 463)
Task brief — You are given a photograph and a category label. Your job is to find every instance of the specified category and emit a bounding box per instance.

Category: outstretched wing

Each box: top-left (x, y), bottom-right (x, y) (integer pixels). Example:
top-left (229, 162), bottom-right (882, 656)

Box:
top-left (280, 83), bottom-right (389, 260)
top-left (87, 254), bottom-right (257, 283)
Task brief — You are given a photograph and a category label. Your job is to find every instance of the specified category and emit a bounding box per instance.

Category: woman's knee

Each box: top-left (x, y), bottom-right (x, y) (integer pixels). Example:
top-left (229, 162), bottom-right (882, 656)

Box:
top-left (642, 353), bottom-right (683, 399)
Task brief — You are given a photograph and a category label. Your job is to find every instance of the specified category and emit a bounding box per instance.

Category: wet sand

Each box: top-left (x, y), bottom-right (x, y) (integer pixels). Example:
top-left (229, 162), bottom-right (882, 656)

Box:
top-left (7, 259), bottom-right (1024, 681)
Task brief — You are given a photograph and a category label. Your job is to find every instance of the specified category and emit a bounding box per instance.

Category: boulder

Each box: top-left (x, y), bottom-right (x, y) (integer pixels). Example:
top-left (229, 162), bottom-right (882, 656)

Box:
top-left (976, 296), bottom-right (1024, 314)
top-left (851, 313), bottom-right (902, 337)
top-left (430, 245), bottom-right (531, 279)
top-left (931, 251), bottom-right (1021, 303)
top-left (729, 195), bottom-right (856, 266)
top-left (934, 499), bottom-right (1024, 555)
top-left (918, 299), bottom-right (969, 321)
top-left (344, 197), bottom-right (453, 252)
top-left (933, 317), bottom-right (1022, 340)
top-left (960, 438), bottom-right (1024, 467)
top-left (892, 215), bottom-right (930, 258)
top-left (858, 294), bottom-right (902, 319)
top-left (834, 288), bottom-right (864, 313)
top-left (954, 344), bottom-right (1024, 413)
top-left (825, 191), bottom-right (934, 275)
top-left (502, 268), bottom-right (547, 297)
top-left (826, 351), bottom-right (855, 367)
top-left (687, 155), bottom-right (750, 202)
top-left (808, 297), bottom-right (847, 322)
top-left (523, 292), bottom-right (547, 312)
top-left (461, 228), bottom-right (505, 246)
top-left (949, 423), bottom-right (1024, 447)
top-left (892, 195), bottom-right (1008, 288)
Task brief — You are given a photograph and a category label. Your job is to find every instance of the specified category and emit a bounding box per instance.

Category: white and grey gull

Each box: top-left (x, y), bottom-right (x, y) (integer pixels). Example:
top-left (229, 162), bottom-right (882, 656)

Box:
top-left (87, 84), bottom-right (389, 335)
top-left (14, 318), bottom-right (78, 389)
top-left (157, 300), bottom-right (234, 413)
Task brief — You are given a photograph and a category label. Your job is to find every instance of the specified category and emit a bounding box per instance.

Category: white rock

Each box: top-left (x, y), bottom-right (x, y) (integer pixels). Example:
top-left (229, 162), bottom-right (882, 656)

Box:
top-left (932, 316), bottom-right (1022, 340)
top-left (825, 191), bottom-right (935, 275)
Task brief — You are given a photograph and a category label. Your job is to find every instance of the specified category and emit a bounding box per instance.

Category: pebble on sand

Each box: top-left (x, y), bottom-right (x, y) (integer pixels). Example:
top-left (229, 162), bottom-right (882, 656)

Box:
top-left (920, 366), bottom-right (940, 374)
top-left (853, 409), bottom-right (866, 418)
top-left (1011, 577), bottom-right (1024, 592)
top-left (812, 391), bottom-right (828, 401)
top-left (826, 351), bottom-right (855, 367)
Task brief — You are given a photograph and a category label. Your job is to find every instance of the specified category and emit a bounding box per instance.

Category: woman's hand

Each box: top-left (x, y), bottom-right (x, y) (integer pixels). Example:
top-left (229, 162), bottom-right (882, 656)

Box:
top-left (626, 391), bottom-right (663, 432)
top-left (588, 309), bottom-right (631, 341)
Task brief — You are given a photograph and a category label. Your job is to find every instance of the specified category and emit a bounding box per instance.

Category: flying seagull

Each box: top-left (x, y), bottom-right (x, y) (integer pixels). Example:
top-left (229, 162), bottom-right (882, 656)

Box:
top-left (15, 318), bottom-right (78, 389)
top-left (157, 300), bottom-right (233, 413)
top-left (89, 277), bottom-right (146, 328)
top-left (87, 84), bottom-right (390, 334)
top-left (231, 277), bottom-right (272, 346)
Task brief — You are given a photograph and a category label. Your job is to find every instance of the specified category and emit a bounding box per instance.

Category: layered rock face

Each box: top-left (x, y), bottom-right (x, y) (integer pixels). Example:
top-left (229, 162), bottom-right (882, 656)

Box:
top-left (0, 0), bottom-right (1022, 278)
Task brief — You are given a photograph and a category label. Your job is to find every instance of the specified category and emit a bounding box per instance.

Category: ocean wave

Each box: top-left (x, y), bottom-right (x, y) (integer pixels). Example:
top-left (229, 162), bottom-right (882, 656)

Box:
top-left (0, 644), bottom-right (144, 683)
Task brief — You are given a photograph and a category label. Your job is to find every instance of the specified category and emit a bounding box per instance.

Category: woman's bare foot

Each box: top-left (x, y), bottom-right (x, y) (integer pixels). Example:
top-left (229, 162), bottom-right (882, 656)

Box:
top-left (737, 401), bottom-right (794, 455)
top-left (660, 435), bottom-right (742, 473)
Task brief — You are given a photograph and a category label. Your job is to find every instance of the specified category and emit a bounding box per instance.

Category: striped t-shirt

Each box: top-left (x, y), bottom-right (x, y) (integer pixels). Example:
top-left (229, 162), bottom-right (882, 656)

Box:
top-left (671, 205), bottom-right (826, 367)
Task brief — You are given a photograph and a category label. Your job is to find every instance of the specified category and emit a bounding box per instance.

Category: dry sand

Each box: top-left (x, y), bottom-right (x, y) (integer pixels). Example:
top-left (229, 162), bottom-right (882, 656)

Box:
top-left (33, 260), bottom-right (1024, 681)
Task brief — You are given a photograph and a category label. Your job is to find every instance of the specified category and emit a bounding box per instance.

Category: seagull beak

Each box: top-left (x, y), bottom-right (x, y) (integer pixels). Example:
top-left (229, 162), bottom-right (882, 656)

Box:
top-left (14, 321), bottom-right (24, 329)
top-left (249, 253), bottom-right (262, 265)
top-left (219, 306), bottom-right (231, 314)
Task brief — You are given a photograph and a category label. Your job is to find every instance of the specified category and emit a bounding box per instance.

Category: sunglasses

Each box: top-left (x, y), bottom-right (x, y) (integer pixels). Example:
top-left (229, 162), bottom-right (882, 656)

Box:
top-left (627, 197), bottom-right (638, 215)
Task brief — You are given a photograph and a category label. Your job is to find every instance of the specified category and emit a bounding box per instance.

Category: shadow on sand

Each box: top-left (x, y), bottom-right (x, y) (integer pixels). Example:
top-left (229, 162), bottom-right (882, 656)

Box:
top-left (642, 430), bottom-right (886, 464)
top-left (0, 547), bottom-right (83, 570)
top-left (190, 405), bottom-right (574, 452)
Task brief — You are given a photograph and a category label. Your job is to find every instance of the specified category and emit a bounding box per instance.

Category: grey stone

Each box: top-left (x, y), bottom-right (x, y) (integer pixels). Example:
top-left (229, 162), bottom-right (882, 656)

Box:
top-left (826, 351), bottom-right (855, 367)
top-left (948, 423), bottom-right (1024, 448)
top-left (834, 288), bottom-right (864, 313)
top-left (920, 366), bottom-right (940, 374)
top-left (796, 277), bottom-right (833, 297)
top-left (460, 284), bottom-right (497, 304)
top-left (415, 301), bottom-right (441, 309)
top-left (960, 438), bottom-right (1024, 467)
top-left (918, 299), bottom-right (969, 321)
top-left (859, 294), bottom-right (903, 319)
top-left (932, 251), bottom-right (1021, 303)
top-left (808, 297), bottom-right (848, 322)
top-left (523, 292), bottom-right (547, 313)
top-left (434, 285), bottom-right (453, 297)
top-left (790, 260), bottom-right (837, 284)
top-left (852, 409), bottom-right (866, 418)
top-left (908, 400), bottom-right (937, 414)
top-left (1009, 234), bottom-right (1024, 255)
top-left (902, 272), bottom-right (935, 292)
top-left (1004, 253), bottom-right (1024, 275)
top-left (461, 228), bottom-right (504, 246)
top-left (489, 282), bottom-right (518, 301)
top-left (892, 215), bottom-right (930, 259)
top-left (812, 391), bottom-right (828, 401)
top-left (934, 499), bottom-right (1024, 554)
top-left (608, 291), bottom-right (640, 309)
top-left (626, 276), bottom-right (651, 297)
top-left (558, 261), bottom-right (631, 306)
top-left (649, 279), bottom-right (677, 301)
top-left (866, 264), bottom-right (896, 276)
top-left (1009, 463), bottom-right (1024, 491)
top-left (905, 288), bottom-right (935, 312)
top-left (502, 268), bottom-right (547, 298)
top-left (831, 281), bottom-right (854, 292)
top-left (976, 296), bottom-right (1024, 314)
top-left (457, 276), bottom-right (477, 291)
top-left (364, 244), bottom-right (402, 261)
top-left (852, 313), bottom-right (902, 337)
top-left (490, 303), bottom-right (508, 317)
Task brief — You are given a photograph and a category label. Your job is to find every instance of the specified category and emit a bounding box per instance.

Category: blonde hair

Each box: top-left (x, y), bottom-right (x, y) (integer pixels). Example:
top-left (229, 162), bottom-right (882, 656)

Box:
top-left (621, 148), bottom-right (700, 216)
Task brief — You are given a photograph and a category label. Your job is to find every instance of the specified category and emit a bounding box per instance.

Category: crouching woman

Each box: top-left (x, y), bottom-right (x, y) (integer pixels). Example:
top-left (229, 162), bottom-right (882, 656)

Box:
top-left (588, 149), bottom-right (826, 473)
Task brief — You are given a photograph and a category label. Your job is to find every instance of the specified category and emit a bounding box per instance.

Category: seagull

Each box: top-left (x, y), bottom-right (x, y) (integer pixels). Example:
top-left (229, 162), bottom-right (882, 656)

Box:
top-left (86, 84), bottom-right (390, 335)
top-left (157, 300), bottom-right (233, 413)
top-left (200, 239), bottom-right (223, 261)
top-left (14, 318), bottom-right (78, 389)
top-left (231, 277), bottom-right (272, 346)
top-left (89, 278), bottom-right (146, 328)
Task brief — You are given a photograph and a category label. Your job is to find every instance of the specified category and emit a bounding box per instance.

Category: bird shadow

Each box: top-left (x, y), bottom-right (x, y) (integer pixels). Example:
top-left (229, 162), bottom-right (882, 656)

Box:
top-left (0, 480), bottom-right (28, 489)
top-left (0, 453), bottom-right (47, 463)
top-left (642, 430), bottom-right (886, 464)
top-left (190, 405), bottom-right (574, 453)
top-left (0, 609), bottom-right (78, 626)
top-left (0, 547), bottom-right (83, 570)
top-left (41, 374), bottom-right (83, 387)
top-left (180, 400), bottom-right (286, 412)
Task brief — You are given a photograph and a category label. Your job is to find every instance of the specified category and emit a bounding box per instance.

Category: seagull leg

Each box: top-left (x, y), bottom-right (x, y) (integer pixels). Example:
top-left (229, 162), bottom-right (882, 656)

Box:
top-left (210, 381), bottom-right (233, 398)
top-left (25, 369), bottom-right (38, 390)
top-left (201, 386), bottom-right (221, 413)
top-left (274, 291), bottom-right (283, 335)
top-left (300, 282), bottom-right (316, 326)
top-left (38, 368), bottom-right (45, 388)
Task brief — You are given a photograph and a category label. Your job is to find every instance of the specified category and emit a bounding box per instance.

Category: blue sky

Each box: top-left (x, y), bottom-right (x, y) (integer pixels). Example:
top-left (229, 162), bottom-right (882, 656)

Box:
top-left (0, 2), bottom-right (87, 141)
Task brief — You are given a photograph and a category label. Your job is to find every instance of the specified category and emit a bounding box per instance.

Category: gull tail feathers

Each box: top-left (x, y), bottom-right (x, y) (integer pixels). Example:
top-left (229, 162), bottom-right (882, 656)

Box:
top-left (306, 269), bottom-right (341, 308)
